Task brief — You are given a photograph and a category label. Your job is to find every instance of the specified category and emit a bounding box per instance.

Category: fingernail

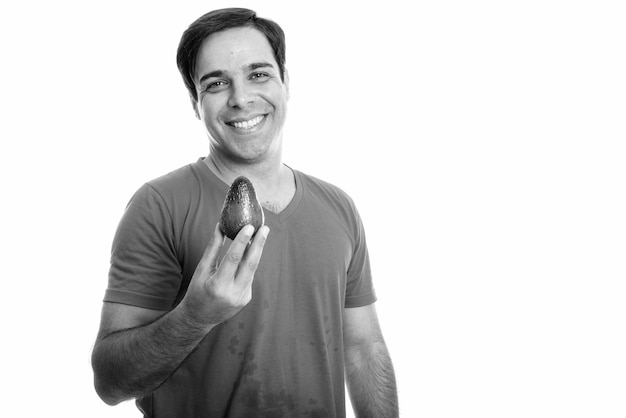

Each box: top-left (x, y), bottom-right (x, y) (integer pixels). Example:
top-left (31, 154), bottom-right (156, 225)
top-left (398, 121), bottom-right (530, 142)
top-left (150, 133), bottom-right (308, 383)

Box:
top-left (261, 226), bottom-right (269, 238)
top-left (243, 225), bottom-right (254, 236)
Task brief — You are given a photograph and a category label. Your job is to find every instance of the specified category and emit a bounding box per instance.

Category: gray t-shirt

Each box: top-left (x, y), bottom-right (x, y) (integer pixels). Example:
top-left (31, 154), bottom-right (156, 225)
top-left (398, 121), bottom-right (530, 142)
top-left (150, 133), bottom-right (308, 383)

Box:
top-left (104, 159), bottom-right (376, 417)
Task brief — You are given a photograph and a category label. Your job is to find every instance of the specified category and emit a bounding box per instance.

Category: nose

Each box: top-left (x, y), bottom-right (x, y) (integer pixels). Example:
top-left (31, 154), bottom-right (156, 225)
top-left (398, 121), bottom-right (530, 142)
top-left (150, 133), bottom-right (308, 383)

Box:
top-left (227, 80), bottom-right (253, 109)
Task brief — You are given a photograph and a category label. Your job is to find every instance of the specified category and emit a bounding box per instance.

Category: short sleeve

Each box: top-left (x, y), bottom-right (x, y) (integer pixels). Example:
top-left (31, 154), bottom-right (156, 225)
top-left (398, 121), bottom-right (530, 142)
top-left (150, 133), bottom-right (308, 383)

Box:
top-left (104, 184), bottom-right (182, 310)
top-left (344, 203), bottom-right (377, 308)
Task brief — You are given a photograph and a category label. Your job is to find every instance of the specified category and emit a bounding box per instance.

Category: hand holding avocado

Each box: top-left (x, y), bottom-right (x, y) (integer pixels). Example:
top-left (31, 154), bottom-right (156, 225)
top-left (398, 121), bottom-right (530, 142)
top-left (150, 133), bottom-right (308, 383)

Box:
top-left (181, 177), bottom-right (269, 328)
top-left (182, 222), bottom-right (269, 328)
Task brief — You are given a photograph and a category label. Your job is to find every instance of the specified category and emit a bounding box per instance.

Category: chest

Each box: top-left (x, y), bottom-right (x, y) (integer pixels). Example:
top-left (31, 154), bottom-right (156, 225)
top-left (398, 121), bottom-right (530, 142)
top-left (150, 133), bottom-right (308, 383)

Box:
top-left (260, 180), bottom-right (296, 215)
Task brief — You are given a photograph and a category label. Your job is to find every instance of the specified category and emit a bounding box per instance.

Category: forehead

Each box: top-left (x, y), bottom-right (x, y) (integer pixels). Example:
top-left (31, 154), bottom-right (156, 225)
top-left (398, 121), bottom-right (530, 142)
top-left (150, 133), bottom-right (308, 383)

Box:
top-left (195, 27), bottom-right (276, 76)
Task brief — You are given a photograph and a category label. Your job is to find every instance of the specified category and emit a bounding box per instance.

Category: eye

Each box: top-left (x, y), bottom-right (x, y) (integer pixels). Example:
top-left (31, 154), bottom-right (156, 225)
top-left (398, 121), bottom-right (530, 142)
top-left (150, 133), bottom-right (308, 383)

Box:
top-left (250, 72), bottom-right (269, 82)
top-left (204, 80), bottom-right (228, 92)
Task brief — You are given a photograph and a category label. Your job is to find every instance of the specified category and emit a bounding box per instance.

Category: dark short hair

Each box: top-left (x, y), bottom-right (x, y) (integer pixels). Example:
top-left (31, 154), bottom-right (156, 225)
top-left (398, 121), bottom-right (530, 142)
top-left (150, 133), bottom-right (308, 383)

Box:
top-left (176, 8), bottom-right (286, 103)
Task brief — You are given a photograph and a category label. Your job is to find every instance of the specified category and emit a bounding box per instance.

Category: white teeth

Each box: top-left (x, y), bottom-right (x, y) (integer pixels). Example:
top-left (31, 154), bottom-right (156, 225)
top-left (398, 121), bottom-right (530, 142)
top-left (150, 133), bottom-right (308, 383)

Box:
top-left (231, 116), bottom-right (264, 130)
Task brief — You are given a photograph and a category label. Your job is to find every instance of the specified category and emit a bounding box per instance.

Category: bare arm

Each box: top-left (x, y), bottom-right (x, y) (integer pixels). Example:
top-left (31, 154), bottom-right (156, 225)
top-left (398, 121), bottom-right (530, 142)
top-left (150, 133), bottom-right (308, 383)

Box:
top-left (344, 304), bottom-right (399, 418)
top-left (92, 302), bottom-right (206, 405)
top-left (91, 223), bottom-right (269, 405)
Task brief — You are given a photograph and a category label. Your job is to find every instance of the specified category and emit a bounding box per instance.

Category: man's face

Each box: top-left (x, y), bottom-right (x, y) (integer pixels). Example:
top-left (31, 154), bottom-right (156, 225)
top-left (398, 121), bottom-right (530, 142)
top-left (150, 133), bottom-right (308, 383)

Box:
top-left (193, 27), bottom-right (289, 164)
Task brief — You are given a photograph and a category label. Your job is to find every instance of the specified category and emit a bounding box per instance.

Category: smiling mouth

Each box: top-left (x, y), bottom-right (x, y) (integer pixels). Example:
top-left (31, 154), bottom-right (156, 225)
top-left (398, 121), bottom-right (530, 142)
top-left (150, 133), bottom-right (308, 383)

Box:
top-left (227, 115), bottom-right (265, 130)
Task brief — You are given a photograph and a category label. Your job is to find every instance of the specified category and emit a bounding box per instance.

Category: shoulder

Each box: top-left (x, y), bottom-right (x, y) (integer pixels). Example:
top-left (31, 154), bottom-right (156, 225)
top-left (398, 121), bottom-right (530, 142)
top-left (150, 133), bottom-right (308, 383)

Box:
top-left (297, 170), bottom-right (356, 208)
top-left (135, 160), bottom-right (214, 205)
top-left (123, 160), bottom-right (212, 218)
top-left (295, 170), bottom-right (362, 228)
top-left (146, 162), bottom-right (204, 195)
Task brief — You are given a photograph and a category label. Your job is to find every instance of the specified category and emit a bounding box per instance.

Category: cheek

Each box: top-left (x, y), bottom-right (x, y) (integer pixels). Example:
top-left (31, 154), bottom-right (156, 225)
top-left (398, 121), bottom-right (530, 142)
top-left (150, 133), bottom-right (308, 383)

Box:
top-left (200, 113), bottom-right (225, 141)
top-left (200, 105), bottom-right (223, 128)
top-left (199, 94), bottom-right (224, 116)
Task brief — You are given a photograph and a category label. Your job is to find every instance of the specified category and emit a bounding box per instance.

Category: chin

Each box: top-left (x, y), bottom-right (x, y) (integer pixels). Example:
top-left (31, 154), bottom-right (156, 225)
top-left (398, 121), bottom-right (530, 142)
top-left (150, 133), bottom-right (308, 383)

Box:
top-left (228, 147), bottom-right (270, 164)
top-left (233, 139), bottom-right (278, 161)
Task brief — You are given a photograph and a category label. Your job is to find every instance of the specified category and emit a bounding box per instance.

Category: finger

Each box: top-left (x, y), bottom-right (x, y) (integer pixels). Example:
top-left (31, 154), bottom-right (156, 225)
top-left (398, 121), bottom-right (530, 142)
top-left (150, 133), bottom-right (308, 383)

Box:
top-left (234, 225), bottom-right (269, 289)
top-left (198, 223), bottom-right (225, 273)
top-left (217, 224), bottom-right (256, 280)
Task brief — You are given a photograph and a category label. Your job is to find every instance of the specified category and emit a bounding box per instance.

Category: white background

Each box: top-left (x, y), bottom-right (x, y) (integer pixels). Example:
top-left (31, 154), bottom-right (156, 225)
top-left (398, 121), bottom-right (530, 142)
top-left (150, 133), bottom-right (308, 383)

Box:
top-left (1, 1), bottom-right (625, 417)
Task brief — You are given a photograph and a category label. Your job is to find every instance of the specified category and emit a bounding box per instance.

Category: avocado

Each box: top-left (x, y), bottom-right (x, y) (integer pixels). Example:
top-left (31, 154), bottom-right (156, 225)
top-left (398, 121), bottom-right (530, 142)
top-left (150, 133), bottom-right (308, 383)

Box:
top-left (219, 176), bottom-right (265, 240)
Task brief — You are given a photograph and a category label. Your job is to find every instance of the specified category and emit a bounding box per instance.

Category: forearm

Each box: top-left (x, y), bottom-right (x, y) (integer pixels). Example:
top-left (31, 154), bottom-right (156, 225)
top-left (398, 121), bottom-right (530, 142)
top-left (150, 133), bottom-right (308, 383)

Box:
top-left (345, 340), bottom-right (399, 418)
top-left (92, 304), bottom-right (213, 405)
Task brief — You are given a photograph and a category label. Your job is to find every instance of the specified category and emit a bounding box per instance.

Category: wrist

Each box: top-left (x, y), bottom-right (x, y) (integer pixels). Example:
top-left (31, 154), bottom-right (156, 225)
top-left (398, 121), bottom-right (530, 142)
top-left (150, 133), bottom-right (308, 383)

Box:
top-left (176, 295), bottom-right (217, 335)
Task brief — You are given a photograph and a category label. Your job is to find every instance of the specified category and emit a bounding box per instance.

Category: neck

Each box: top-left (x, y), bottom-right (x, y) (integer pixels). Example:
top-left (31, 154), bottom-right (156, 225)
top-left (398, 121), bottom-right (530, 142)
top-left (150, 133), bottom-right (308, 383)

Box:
top-left (205, 152), bottom-right (283, 185)
top-left (204, 152), bottom-right (293, 206)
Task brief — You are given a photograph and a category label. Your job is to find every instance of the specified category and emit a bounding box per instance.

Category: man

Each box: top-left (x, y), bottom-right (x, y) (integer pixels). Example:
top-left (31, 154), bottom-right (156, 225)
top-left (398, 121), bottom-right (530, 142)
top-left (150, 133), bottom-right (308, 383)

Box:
top-left (92, 8), bottom-right (398, 417)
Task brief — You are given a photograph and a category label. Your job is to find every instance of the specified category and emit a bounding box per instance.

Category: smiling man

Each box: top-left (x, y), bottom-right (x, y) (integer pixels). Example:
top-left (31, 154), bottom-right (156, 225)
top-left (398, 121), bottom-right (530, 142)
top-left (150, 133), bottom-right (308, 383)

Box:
top-left (92, 8), bottom-right (398, 418)
top-left (194, 27), bottom-right (289, 168)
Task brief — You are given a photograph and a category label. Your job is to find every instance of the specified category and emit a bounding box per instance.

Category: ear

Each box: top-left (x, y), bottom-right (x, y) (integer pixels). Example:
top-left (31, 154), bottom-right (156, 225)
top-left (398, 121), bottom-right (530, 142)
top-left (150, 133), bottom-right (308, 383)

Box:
top-left (190, 94), bottom-right (201, 120)
top-left (283, 69), bottom-right (290, 100)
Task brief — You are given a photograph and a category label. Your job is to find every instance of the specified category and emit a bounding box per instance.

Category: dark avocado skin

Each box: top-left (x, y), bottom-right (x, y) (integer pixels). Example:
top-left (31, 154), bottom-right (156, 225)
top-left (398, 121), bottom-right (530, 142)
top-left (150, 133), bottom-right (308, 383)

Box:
top-left (219, 176), bottom-right (265, 240)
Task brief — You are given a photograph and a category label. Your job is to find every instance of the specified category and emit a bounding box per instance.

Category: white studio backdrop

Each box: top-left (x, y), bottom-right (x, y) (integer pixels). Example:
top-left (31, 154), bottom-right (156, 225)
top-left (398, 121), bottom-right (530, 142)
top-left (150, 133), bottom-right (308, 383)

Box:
top-left (1, 1), bottom-right (625, 417)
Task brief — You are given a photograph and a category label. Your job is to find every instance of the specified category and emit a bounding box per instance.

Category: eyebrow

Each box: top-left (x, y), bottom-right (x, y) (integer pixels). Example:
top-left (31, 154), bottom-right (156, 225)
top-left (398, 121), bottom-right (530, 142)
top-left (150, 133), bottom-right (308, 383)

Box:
top-left (248, 62), bottom-right (274, 71)
top-left (198, 62), bottom-right (275, 84)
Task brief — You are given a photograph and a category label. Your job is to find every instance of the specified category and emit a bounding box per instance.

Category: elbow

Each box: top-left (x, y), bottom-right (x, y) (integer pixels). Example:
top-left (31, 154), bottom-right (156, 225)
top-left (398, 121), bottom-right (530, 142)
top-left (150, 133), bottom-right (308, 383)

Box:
top-left (91, 347), bottom-right (127, 406)
top-left (93, 377), bottom-right (125, 406)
